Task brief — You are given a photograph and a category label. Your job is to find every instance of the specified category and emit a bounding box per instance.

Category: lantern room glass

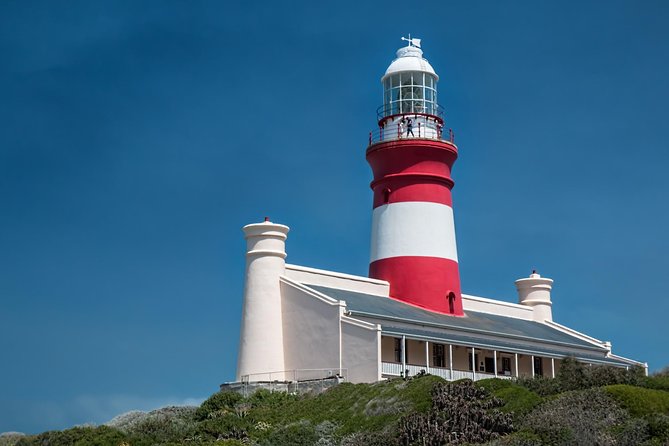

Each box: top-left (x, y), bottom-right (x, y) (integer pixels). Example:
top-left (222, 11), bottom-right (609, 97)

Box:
top-left (383, 71), bottom-right (438, 118)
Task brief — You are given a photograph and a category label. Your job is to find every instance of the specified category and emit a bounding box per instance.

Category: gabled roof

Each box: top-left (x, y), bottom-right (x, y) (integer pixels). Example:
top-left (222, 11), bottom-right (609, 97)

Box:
top-left (305, 284), bottom-right (636, 367)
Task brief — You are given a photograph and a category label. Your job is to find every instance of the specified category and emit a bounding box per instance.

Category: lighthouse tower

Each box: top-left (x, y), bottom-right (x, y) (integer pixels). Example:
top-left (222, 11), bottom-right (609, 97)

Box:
top-left (367, 38), bottom-right (463, 316)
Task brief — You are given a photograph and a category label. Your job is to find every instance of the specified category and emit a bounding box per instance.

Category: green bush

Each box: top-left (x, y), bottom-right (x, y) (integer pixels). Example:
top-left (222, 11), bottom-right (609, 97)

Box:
top-left (516, 357), bottom-right (646, 396)
top-left (398, 380), bottom-right (513, 445)
top-left (645, 413), bottom-right (669, 440)
top-left (644, 374), bottom-right (669, 392)
top-left (521, 387), bottom-right (637, 445)
top-left (195, 390), bottom-right (244, 420)
top-left (605, 384), bottom-right (669, 417)
top-left (16, 426), bottom-right (127, 446)
top-left (247, 388), bottom-right (299, 408)
top-left (477, 379), bottom-right (542, 421)
top-left (257, 420), bottom-right (319, 446)
top-left (199, 413), bottom-right (252, 441)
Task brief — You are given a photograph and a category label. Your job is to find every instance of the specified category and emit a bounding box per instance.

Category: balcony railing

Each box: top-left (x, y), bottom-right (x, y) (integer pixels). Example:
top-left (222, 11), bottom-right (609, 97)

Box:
top-left (377, 102), bottom-right (446, 122)
top-left (381, 362), bottom-right (513, 382)
top-left (368, 120), bottom-right (455, 146)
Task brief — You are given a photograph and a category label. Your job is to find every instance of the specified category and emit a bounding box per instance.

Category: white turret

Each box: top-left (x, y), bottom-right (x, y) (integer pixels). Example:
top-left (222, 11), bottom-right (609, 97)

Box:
top-left (515, 271), bottom-right (553, 322)
top-left (236, 218), bottom-right (289, 381)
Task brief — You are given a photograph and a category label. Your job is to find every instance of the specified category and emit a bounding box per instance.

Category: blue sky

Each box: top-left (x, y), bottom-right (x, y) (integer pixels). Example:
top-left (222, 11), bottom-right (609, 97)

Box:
top-left (1, 0), bottom-right (668, 434)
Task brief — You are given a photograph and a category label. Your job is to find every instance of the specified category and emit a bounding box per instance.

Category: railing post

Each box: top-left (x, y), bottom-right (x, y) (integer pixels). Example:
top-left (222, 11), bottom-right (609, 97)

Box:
top-left (397, 123), bottom-right (401, 139)
top-left (449, 344), bottom-right (453, 381)
top-left (471, 347), bottom-right (476, 381)
top-left (402, 335), bottom-right (407, 377)
top-left (418, 122), bottom-right (421, 138)
top-left (531, 356), bottom-right (535, 378)
top-left (493, 351), bottom-right (498, 377)
top-left (369, 131), bottom-right (372, 145)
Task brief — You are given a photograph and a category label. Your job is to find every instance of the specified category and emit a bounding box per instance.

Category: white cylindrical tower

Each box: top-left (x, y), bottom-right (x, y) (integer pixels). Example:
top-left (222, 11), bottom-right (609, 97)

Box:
top-left (236, 218), bottom-right (289, 381)
top-left (515, 271), bottom-right (554, 322)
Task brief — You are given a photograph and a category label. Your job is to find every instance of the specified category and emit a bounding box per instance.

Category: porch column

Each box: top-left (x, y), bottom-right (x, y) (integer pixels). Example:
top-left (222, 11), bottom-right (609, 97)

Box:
top-left (493, 350), bottom-right (498, 377)
top-left (425, 341), bottom-right (430, 373)
top-left (402, 335), bottom-right (407, 376)
top-left (448, 344), bottom-right (453, 379)
top-left (551, 357), bottom-right (555, 378)
top-left (531, 355), bottom-right (535, 378)
top-left (514, 353), bottom-right (519, 378)
top-left (471, 347), bottom-right (476, 380)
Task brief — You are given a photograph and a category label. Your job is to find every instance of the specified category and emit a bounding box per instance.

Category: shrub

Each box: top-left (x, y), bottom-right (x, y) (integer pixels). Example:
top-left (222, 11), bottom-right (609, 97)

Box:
top-left (341, 431), bottom-right (400, 446)
top-left (645, 413), bottom-right (669, 441)
top-left (195, 391), bottom-right (244, 420)
top-left (15, 426), bottom-right (127, 446)
top-left (199, 413), bottom-right (252, 441)
top-left (644, 374), bottom-right (669, 392)
top-left (478, 380), bottom-right (542, 422)
top-left (516, 357), bottom-right (646, 396)
top-left (257, 420), bottom-right (319, 446)
top-left (128, 410), bottom-right (198, 443)
top-left (397, 380), bottom-right (513, 445)
top-left (605, 385), bottom-right (669, 417)
top-left (248, 388), bottom-right (298, 408)
top-left (522, 387), bottom-right (640, 445)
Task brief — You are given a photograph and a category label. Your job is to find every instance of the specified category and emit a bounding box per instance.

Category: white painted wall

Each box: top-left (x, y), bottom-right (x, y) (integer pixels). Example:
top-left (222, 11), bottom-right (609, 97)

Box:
top-left (237, 221), bottom-right (290, 381)
top-left (280, 278), bottom-right (343, 376)
top-left (462, 294), bottom-right (534, 320)
top-left (370, 202), bottom-right (458, 262)
top-left (341, 316), bottom-right (382, 383)
top-left (285, 264), bottom-right (390, 297)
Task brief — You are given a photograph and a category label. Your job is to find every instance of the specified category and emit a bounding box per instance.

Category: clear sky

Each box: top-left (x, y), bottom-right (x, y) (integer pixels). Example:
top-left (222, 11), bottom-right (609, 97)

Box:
top-left (1, 0), bottom-right (668, 434)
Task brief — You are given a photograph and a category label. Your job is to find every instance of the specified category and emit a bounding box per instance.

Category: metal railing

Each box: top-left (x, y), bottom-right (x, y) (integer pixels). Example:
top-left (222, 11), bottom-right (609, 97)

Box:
top-left (240, 368), bottom-right (347, 383)
top-left (368, 120), bottom-right (455, 146)
top-left (381, 362), bottom-right (513, 382)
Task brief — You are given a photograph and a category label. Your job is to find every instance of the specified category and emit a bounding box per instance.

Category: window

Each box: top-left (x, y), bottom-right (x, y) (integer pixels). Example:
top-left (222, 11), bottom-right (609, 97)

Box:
top-left (448, 292), bottom-right (456, 314)
top-left (502, 357), bottom-right (512, 374)
top-left (534, 357), bottom-right (543, 376)
top-left (433, 344), bottom-right (445, 367)
top-left (394, 338), bottom-right (403, 363)
top-left (468, 352), bottom-right (479, 371)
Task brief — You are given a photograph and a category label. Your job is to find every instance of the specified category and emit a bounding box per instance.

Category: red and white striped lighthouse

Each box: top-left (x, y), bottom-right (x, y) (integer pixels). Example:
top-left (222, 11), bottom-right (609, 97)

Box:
top-left (367, 37), bottom-right (463, 316)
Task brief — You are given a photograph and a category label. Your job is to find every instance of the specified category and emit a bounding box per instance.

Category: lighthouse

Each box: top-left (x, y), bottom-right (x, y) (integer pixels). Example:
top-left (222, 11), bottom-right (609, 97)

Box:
top-left (367, 37), bottom-right (463, 316)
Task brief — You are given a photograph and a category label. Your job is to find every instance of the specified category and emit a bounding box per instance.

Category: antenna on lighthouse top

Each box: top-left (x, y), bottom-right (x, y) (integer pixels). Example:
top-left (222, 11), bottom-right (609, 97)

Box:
top-left (401, 34), bottom-right (421, 48)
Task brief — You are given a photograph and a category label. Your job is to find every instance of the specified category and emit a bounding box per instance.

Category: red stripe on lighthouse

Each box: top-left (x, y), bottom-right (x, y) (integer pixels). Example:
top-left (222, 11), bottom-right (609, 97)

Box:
top-left (369, 256), bottom-right (463, 315)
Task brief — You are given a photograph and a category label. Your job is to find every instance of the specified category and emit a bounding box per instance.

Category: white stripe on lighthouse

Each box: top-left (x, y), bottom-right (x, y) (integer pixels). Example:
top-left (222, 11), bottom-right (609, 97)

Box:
top-left (370, 201), bottom-right (459, 263)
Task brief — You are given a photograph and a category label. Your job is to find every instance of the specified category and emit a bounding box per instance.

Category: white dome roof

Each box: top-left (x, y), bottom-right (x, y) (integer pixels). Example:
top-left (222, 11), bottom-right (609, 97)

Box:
top-left (382, 45), bottom-right (438, 82)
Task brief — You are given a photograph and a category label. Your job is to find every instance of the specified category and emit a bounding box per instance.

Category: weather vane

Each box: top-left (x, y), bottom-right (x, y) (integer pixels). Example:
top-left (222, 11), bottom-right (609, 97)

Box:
top-left (401, 34), bottom-right (422, 48)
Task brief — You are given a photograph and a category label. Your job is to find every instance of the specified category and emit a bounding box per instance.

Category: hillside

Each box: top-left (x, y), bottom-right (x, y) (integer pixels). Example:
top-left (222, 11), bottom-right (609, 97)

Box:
top-left (5, 360), bottom-right (669, 446)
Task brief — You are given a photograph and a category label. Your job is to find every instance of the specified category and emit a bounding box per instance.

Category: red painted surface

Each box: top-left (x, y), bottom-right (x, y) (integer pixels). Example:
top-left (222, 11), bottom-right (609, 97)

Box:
top-left (367, 139), bottom-right (458, 208)
top-left (367, 138), bottom-right (463, 315)
top-left (369, 256), bottom-right (464, 316)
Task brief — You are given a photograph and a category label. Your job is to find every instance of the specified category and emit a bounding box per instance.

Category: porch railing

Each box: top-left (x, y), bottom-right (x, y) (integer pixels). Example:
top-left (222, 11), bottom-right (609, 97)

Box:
top-left (381, 362), bottom-right (513, 382)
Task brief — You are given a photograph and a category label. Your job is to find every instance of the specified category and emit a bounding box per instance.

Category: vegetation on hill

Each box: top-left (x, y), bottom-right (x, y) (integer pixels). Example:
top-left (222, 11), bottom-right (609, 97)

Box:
top-left (7, 360), bottom-right (669, 446)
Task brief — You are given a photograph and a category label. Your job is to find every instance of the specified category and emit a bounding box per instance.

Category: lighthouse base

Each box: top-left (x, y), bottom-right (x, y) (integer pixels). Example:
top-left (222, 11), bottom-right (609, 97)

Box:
top-left (369, 256), bottom-right (464, 316)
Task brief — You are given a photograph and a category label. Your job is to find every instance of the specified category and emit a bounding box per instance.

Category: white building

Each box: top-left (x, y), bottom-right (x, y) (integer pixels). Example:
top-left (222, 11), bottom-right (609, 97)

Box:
top-left (233, 38), bottom-right (645, 386)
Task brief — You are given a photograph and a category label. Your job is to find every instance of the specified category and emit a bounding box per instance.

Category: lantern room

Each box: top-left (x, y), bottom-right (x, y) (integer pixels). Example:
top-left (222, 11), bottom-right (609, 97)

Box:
top-left (371, 39), bottom-right (449, 144)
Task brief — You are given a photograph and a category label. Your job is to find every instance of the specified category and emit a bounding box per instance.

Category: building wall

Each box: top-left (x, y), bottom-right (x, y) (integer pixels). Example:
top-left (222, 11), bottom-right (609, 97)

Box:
top-left (280, 279), bottom-right (342, 375)
top-left (285, 264), bottom-right (390, 297)
top-left (341, 317), bottom-right (381, 383)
